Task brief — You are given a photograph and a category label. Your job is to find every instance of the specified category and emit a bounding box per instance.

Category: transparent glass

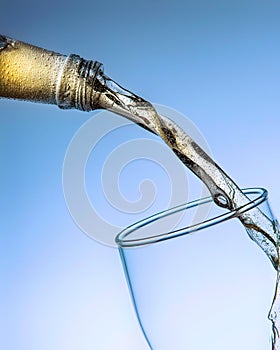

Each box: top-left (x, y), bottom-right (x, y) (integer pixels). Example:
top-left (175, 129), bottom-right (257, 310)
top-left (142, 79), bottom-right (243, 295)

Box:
top-left (116, 188), bottom-right (277, 350)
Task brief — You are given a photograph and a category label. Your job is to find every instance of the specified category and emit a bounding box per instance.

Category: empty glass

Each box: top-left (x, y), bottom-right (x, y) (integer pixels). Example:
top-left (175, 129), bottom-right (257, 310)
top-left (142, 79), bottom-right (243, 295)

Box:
top-left (116, 188), bottom-right (277, 350)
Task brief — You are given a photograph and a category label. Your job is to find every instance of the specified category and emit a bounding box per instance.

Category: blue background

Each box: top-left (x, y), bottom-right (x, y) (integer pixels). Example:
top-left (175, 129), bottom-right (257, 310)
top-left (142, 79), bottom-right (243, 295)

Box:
top-left (1, 0), bottom-right (280, 349)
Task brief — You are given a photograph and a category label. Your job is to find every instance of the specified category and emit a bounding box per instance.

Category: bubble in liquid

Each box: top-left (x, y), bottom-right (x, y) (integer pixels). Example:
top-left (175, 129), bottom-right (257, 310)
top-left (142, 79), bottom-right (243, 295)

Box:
top-left (214, 194), bottom-right (229, 208)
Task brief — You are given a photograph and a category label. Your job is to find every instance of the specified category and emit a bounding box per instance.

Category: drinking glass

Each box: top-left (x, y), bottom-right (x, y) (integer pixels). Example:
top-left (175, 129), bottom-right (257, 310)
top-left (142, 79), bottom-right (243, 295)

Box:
top-left (116, 188), bottom-right (277, 350)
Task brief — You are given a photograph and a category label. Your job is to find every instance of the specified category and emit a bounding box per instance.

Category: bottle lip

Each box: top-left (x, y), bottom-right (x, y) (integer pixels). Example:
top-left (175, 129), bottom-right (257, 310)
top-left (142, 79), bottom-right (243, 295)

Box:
top-left (56, 54), bottom-right (103, 111)
top-left (115, 187), bottom-right (268, 248)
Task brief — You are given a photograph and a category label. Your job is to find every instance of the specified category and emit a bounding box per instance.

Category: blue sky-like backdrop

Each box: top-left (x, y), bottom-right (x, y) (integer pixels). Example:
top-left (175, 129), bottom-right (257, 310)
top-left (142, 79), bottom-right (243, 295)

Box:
top-left (1, 1), bottom-right (280, 349)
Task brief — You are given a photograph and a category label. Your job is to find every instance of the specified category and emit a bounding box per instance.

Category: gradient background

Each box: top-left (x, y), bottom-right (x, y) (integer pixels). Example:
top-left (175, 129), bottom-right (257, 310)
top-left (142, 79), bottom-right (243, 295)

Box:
top-left (1, 0), bottom-right (280, 349)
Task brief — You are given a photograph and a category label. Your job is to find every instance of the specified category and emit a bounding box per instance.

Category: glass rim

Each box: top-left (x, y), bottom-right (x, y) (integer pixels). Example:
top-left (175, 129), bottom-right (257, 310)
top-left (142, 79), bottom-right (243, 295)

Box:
top-left (115, 187), bottom-right (268, 248)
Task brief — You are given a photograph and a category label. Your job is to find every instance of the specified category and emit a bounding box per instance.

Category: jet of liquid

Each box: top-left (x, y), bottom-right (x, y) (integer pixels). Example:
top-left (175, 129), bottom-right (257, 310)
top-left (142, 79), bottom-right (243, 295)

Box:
top-left (0, 34), bottom-right (279, 348)
top-left (96, 71), bottom-right (280, 266)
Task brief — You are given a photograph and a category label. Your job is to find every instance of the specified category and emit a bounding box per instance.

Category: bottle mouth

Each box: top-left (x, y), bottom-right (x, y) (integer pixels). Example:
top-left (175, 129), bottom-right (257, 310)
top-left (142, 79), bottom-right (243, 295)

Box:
top-left (56, 54), bottom-right (103, 111)
top-left (115, 188), bottom-right (268, 248)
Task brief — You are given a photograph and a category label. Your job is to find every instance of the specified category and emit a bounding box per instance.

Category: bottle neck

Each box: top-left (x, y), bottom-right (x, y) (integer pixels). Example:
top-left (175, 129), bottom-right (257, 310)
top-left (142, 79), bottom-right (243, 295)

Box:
top-left (0, 35), bottom-right (103, 111)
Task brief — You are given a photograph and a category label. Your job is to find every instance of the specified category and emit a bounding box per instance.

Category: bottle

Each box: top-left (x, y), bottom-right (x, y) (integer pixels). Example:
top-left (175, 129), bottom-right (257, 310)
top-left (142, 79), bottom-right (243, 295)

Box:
top-left (0, 34), bottom-right (104, 111)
